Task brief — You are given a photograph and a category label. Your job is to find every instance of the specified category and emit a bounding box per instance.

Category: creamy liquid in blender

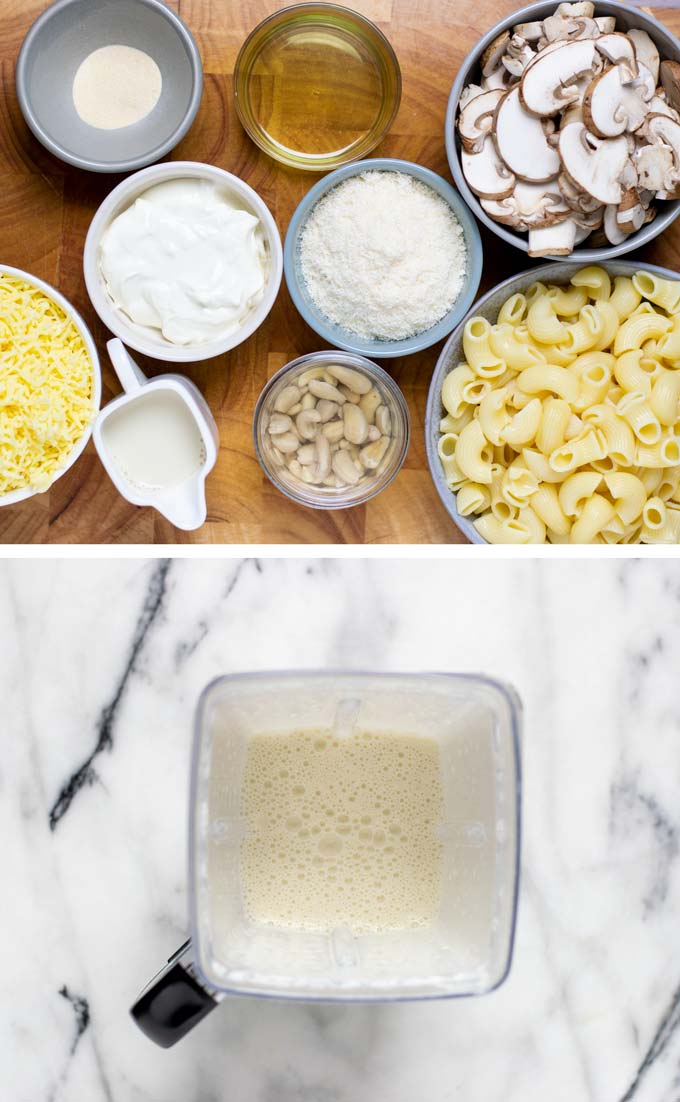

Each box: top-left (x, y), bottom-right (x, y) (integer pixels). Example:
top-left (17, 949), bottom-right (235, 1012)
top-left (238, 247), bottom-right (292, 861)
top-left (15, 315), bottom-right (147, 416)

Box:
top-left (240, 730), bottom-right (443, 933)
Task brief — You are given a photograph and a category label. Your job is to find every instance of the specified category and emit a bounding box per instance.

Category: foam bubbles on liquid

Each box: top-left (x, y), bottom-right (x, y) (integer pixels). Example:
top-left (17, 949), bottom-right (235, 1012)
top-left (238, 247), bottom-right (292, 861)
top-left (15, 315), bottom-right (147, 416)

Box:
top-left (240, 728), bottom-right (443, 934)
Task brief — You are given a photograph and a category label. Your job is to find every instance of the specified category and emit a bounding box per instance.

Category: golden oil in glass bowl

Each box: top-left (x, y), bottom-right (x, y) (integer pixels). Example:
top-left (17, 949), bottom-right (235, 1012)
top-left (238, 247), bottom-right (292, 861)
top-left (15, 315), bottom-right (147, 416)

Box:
top-left (234, 4), bottom-right (401, 171)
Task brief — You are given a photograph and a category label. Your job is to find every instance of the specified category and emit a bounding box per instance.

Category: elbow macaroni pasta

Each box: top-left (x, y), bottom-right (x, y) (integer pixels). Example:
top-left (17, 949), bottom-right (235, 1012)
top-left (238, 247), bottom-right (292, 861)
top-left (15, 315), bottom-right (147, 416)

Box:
top-left (437, 268), bottom-right (680, 543)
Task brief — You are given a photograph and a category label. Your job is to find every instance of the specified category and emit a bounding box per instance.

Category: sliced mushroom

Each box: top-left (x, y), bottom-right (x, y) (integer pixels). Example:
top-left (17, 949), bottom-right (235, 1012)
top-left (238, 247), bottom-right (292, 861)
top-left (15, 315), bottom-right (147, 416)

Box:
top-left (617, 188), bottom-right (646, 233)
top-left (515, 20), bottom-right (544, 42)
top-left (629, 29), bottom-right (660, 85)
top-left (458, 88), bottom-right (505, 152)
top-left (635, 141), bottom-right (675, 191)
top-left (639, 113), bottom-right (680, 190)
top-left (556, 2), bottom-right (595, 17)
top-left (461, 138), bottom-right (516, 199)
top-left (648, 93), bottom-right (680, 125)
top-left (660, 60), bottom-right (680, 115)
top-left (502, 35), bottom-right (536, 78)
top-left (481, 180), bottom-right (569, 228)
top-left (520, 40), bottom-right (598, 116)
top-left (604, 203), bottom-right (627, 244)
top-left (543, 12), bottom-right (599, 43)
top-left (595, 16), bottom-right (616, 35)
top-left (459, 83), bottom-right (486, 111)
top-left (632, 62), bottom-right (656, 103)
top-left (595, 33), bottom-right (638, 82)
top-left (482, 69), bottom-right (512, 92)
top-left (528, 217), bottom-right (578, 256)
top-left (559, 123), bottom-right (630, 205)
top-left (558, 171), bottom-right (602, 212)
top-left (583, 66), bottom-right (649, 137)
top-left (493, 87), bottom-right (561, 181)
top-left (481, 32), bottom-right (510, 77)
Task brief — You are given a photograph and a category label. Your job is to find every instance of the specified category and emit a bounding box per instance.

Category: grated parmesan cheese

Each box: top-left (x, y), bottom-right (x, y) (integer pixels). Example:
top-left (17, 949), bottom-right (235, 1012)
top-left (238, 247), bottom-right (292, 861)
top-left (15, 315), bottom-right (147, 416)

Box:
top-left (0, 273), bottom-right (95, 495)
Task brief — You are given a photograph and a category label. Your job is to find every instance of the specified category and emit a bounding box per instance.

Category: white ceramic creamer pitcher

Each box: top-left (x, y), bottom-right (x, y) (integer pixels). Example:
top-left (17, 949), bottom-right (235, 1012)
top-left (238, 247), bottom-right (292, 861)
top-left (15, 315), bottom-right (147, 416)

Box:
top-left (94, 339), bottom-right (219, 530)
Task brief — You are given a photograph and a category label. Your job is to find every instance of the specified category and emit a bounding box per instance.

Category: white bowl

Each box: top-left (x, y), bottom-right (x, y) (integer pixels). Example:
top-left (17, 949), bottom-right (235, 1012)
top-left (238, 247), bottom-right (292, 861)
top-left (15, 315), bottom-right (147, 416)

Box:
top-left (0, 264), bottom-right (101, 507)
top-left (83, 161), bottom-right (283, 363)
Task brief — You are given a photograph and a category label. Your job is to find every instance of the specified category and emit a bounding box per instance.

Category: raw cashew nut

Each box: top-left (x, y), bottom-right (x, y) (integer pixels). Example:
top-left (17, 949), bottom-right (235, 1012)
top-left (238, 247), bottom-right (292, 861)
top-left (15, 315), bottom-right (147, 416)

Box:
top-left (338, 384), bottom-right (361, 403)
top-left (343, 404), bottom-right (369, 445)
top-left (274, 385), bottom-right (301, 413)
top-left (375, 405), bottom-right (392, 435)
top-left (311, 434), bottom-right (332, 482)
top-left (268, 413), bottom-right (293, 435)
top-left (276, 432), bottom-right (300, 454)
top-left (326, 363), bottom-right (373, 394)
top-left (367, 425), bottom-right (381, 442)
top-left (360, 436), bottom-right (390, 469)
top-left (317, 400), bottom-right (339, 422)
top-left (297, 444), bottom-right (316, 465)
top-left (308, 379), bottom-right (345, 403)
top-left (322, 420), bottom-right (345, 443)
top-left (359, 387), bottom-right (383, 423)
top-left (301, 393), bottom-right (317, 410)
top-left (332, 449), bottom-right (362, 485)
top-left (296, 408), bottom-right (322, 440)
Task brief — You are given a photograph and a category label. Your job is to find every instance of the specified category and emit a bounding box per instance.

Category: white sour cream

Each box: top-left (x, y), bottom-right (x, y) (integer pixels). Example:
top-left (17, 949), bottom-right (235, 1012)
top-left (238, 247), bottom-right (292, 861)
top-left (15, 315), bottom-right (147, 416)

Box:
top-left (99, 179), bottom-right (268, 345)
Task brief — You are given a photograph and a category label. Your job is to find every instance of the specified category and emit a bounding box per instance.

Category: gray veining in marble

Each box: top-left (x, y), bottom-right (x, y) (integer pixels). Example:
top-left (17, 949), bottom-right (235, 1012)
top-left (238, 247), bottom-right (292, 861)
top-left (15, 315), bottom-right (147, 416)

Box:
top-left (2, 558), bottom-right (680, 1102)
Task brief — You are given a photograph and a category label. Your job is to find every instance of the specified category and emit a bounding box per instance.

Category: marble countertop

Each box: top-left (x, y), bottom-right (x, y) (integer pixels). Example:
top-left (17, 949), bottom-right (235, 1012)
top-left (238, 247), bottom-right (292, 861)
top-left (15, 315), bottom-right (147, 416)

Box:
top-left (3, 557), bottom-right (680, 1102)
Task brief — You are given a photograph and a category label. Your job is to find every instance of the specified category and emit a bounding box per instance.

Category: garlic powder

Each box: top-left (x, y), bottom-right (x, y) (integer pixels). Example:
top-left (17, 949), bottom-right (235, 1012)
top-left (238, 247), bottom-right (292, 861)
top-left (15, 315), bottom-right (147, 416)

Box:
top-left (299, 171), bottom-right (467, 342)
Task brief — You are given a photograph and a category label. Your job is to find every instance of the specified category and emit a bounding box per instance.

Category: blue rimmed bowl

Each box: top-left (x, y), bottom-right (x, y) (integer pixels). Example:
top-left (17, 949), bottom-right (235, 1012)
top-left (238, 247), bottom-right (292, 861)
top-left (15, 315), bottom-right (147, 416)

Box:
top-left (425, 260), bottom-right (680, 543)
top-left (284, 158), bottom-right (483, 359)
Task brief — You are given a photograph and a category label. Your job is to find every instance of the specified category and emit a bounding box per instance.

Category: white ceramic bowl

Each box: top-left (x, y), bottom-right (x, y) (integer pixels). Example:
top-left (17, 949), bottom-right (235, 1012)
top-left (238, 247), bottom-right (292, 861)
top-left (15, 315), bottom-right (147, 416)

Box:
top-left (83, 161), bottom-right (283, 362)
top-left (0, 264), bottom-right (101, 507)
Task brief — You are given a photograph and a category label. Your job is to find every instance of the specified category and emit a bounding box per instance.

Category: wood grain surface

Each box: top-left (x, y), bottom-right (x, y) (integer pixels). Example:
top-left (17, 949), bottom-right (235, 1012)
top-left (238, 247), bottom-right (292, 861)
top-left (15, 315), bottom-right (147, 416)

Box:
top-left (2, 0), bottom-right (680, 544)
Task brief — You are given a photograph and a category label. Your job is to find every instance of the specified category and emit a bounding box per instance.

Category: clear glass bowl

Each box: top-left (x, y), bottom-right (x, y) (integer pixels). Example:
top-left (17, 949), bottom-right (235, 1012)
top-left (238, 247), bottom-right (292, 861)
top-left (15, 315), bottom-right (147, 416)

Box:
top-left (253, 350), bottom-right (410, 509)
top-left (233, 3), bottom-right (401, 172)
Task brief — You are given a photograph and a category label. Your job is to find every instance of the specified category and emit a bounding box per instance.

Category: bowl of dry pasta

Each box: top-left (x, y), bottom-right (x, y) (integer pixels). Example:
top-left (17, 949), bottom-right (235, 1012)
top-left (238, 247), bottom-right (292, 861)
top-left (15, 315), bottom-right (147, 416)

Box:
top-left (425, 261), bottom-right (680, 544)
top-left (0, 265), bottom-right (101, 506)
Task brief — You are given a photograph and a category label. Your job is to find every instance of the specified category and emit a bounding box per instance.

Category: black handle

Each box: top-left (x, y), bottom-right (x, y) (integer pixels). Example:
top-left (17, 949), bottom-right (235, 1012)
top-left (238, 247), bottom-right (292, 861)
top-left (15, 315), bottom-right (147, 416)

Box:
top-left (131, 940), bottom-right (219, 1048)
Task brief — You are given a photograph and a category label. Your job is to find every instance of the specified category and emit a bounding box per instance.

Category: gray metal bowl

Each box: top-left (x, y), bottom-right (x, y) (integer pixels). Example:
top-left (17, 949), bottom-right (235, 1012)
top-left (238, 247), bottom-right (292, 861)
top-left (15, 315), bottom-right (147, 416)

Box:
top-left (425, 260), bottom-right (680, 543)
top-left (16, 0), bottom-right (203, 173)
top-left (445, 0), bottom-right (680, 262)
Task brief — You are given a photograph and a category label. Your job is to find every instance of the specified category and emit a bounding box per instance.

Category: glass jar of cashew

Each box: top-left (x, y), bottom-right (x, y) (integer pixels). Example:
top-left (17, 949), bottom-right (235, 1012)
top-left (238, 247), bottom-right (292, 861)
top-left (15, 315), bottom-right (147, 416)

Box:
top-left (254, 351), bottom-right (410, 508)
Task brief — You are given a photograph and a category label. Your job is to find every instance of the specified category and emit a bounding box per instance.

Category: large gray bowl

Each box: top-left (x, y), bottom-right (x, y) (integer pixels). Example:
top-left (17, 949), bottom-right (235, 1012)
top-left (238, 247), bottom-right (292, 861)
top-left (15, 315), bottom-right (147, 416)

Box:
top-left (16, 0), bottom-right (203, 173)
top-left (445, 0), bottom-right (680, 262)
top-left (425, 260), bottom-right (680, 543)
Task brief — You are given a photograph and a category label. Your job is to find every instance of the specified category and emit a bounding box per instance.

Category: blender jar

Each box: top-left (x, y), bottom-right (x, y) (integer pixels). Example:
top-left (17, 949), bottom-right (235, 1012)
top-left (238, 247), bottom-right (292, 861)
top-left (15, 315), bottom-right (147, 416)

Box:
top-left (132, 671), bottom-right (522, 1046)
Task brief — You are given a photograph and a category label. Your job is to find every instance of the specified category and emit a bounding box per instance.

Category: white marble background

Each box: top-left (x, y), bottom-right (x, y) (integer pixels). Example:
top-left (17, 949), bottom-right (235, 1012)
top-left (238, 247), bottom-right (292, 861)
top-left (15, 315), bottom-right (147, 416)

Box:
top-left (2, 557), bottom-right (680, 1102)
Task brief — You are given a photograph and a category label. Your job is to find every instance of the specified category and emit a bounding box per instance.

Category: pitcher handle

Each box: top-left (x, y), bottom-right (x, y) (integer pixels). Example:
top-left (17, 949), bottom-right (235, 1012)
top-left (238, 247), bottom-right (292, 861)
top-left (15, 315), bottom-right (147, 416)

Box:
top-left (107, 338), bottom-right (148, 393)
top-left (131, 939), bottom-right (221, 1047)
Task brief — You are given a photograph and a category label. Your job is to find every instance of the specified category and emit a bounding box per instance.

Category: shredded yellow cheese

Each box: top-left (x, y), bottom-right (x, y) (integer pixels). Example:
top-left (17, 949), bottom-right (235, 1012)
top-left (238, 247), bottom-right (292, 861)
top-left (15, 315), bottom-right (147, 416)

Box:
top-left (0, 273), bottom-right (95, 495)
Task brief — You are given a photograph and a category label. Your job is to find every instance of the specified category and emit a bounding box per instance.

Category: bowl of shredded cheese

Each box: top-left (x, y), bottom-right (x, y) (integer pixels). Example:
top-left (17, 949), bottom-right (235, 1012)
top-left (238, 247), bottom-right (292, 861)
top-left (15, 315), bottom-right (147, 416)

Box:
top-left (284, 158), bottom-right (482, 359)
top-left (0, 265), bottom-right (100, 506)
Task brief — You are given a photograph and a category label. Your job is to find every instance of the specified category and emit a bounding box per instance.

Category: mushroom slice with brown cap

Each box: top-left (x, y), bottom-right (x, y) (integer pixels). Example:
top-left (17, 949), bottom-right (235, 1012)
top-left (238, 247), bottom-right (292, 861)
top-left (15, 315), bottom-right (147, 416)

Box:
top-left (583, 66), bottom-right (649, 138)
top-left (617, 189), bottom-right (646, 233)
top-left (629, 29), bottom-right (660, 85)
top-left (543, 12), bottom-right (599, 43)
top-left (494, 87), bottom-right (561, 181)
top-left (595, 33), bottom-right (638, 83)
top-left (458, 88), bottom-right (505, 152)
top-left (461, 138), bottom-right (516, 199)
top-left (482, 69), bottom-right (512, 92)
top-left (528, 217), bottom-right (578, 256)
top-left (660, 61), bottom-right (680, 115)
top-left (520, 39), bottom-right (598, 116)
top-left (481, 32), bottom-right (511, 78)
top-left (459, 84), bottom-right (485, 111)
top-left (640, 113), bottom-right (680, 182)
top-left (502, 36), bottom-right (536, 79)
top-left (481, 180), bottom-right (569, 228)
top-left (632, 63), bottom-right (656, 104)
top-left (558, 171), bottom-right (602, 212)
top-left (558, 122), bottom-right (630, 205)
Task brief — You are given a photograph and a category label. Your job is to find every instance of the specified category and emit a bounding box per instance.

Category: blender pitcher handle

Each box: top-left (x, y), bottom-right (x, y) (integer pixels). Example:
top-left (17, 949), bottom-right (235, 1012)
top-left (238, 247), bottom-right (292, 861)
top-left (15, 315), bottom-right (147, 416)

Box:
top-left (131, 939), bottom-right (221, 1047)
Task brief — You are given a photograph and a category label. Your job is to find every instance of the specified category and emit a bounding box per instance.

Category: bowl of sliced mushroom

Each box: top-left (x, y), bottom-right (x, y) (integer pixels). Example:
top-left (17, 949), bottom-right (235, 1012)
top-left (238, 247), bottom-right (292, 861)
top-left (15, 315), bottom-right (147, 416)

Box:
top-left (253, 350), bottom-right (410, 509)
top-left (446, 0), bottom-right (680, 259)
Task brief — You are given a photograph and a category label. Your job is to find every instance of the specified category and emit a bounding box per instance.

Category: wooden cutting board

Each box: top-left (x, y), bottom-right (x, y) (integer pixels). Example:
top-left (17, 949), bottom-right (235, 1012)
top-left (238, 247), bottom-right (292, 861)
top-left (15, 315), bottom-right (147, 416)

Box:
top-left (2, 0), bottom-right (680, 544)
